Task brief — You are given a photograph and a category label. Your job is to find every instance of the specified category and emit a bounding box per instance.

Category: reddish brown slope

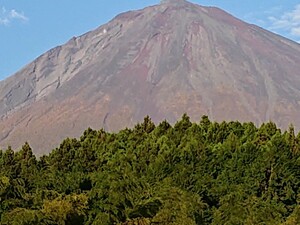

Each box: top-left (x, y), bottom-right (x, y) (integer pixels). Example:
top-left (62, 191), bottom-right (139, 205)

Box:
top-left (1, 0), bottom-right (300, 154)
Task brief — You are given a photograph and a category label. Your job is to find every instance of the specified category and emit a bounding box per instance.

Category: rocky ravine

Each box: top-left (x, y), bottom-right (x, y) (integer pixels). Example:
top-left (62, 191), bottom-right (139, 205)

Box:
top-left (1, 0), bottom-right (300, 155)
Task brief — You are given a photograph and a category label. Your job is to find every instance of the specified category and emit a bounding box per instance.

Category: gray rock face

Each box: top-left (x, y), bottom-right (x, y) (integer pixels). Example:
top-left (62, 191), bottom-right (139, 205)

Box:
top-left (1, 0), bottom-right (300, 155)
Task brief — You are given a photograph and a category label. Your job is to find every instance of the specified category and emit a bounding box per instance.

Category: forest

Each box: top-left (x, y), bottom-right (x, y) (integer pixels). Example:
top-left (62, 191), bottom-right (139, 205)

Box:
top-left (1, 114), bottom-right (300, 225)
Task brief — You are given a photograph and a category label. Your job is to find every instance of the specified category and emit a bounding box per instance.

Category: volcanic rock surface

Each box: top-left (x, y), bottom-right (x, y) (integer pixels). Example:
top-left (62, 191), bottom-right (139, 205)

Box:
top-left (1, 0), bottom-right (300, 154)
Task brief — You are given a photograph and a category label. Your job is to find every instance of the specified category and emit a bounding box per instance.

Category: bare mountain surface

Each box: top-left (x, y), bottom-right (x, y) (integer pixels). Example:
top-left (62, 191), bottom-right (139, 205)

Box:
top-left (1, 0), bottom-right (300, 154)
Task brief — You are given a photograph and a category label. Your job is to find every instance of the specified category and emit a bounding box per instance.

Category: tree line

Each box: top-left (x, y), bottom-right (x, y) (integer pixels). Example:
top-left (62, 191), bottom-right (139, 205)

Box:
top-left (1, 114), bottom-right (300, 224)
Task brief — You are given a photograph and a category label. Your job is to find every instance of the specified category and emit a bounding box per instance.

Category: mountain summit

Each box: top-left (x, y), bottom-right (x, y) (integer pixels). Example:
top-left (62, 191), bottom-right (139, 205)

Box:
top-left (160, 0), bottom-right (190, 5)
top-left (1, 1), bottom-right (300, 154)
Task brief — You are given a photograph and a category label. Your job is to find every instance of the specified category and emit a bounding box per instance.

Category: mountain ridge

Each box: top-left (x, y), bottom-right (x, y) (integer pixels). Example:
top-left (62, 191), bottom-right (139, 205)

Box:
top-left (1, 1), bottom-right (300, 155)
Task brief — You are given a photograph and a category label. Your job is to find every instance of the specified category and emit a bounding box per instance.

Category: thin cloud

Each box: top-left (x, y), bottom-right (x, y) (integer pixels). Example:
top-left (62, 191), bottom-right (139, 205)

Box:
top-left (264, 6), bottom-right (283, 16)
top-left (292, 27), bottom-right (300, 36)
top-left (10, 9), bottom-right (28, 21)
top-left (268, 4), bottom-right (300, 39)
top-left (0, 6), bottom-right (28, 26)
top-left (0, 18), bottom-right (9, 26)
top-left (242, 6), bottom-right (283, 28)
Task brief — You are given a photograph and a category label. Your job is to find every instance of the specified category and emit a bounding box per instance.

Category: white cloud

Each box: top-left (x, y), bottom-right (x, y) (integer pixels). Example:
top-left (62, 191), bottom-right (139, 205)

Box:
top-left (10, 9), bottom-right (28, 21)
top-left (268, 4), bottom-right (300, 39)
top-left (0, 6), bottom-right (28, 26)
top-left (0, 18), bottom-right (9, 25)
top-left (292, 27), bottom-right (300, 36)
top-left (243, 12), bottom-right (266, 27)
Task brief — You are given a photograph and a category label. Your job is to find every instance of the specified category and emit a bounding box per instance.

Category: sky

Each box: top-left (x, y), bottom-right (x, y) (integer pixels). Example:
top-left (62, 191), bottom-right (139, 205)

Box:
top-left (1, 0), bottom-right (300, 80)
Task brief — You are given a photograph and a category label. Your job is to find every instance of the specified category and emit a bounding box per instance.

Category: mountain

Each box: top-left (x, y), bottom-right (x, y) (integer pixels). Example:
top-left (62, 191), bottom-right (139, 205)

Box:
top-left (1, 0), bottom-right (300, 155)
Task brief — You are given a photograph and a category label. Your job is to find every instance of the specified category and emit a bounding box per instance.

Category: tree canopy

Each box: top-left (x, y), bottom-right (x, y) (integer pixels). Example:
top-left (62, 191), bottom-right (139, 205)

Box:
top-left (1, 115), bottom-right (300, 224)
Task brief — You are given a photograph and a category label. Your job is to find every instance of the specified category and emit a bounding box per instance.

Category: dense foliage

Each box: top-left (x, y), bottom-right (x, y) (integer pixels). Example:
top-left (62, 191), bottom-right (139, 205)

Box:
top-left (1, 114), bottom-right (300, 224)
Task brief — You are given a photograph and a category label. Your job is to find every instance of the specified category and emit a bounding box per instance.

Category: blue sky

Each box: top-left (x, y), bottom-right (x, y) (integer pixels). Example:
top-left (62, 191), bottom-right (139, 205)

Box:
top-left (1, 0), bottom-right (300, 80)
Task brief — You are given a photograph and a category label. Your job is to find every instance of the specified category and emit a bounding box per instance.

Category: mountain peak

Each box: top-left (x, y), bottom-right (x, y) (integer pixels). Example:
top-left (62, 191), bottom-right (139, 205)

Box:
top-left (160, 0), bottom-right (190, 6)
top-left (1, 0), bottom-right (300, 155)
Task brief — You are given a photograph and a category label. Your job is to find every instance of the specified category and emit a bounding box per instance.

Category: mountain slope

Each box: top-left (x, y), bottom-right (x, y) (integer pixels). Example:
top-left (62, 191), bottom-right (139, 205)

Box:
top-left (1, 0), bottom-right (300, 154)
